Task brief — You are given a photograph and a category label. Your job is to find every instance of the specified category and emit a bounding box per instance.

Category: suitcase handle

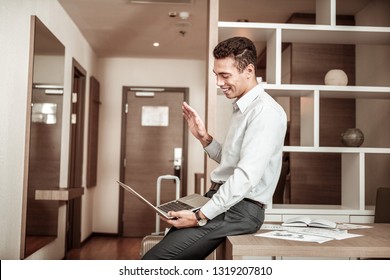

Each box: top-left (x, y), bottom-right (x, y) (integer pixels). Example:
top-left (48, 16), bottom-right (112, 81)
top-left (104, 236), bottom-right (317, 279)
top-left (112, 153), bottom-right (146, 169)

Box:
top-left (154, 175), bottom-right (180, 235)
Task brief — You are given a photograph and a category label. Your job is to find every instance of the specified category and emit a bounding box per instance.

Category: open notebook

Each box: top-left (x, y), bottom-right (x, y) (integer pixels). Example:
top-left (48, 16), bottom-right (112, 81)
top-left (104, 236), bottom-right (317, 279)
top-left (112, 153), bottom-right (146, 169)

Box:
top-left (117, 181), bottom-right (210, 219)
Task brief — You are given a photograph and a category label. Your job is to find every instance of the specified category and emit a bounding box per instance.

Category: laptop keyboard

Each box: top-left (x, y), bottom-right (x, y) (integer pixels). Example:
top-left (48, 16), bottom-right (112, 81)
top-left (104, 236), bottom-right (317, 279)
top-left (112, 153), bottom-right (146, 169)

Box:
top-left (158, 200), bottom-right (193, 212)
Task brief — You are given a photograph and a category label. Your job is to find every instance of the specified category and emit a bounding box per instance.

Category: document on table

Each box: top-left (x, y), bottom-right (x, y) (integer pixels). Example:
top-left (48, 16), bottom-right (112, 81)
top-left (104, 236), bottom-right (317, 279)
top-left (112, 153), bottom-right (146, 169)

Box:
top-left (259, 223), bottom-right (363, 242)
top-left (284, 227), bottom-right (362, 240)
top-left (336, 223), bottom-right (373, 230)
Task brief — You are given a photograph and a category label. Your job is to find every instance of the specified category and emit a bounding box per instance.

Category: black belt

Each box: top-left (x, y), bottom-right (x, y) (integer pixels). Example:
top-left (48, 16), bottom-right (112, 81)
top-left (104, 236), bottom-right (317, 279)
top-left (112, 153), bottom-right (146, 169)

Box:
top-left (209, 182), bottom-right (265, 209)
top-left (243, 198), bottom-right (265, 209)
top-left (210, 182), bottom-right (222, 191)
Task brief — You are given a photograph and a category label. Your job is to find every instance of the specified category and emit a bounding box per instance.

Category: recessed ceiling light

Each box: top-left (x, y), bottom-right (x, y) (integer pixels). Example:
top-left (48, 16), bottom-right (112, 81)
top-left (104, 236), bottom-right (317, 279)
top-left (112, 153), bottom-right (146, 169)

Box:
top-left (153, 42), bottom-right (160, 47)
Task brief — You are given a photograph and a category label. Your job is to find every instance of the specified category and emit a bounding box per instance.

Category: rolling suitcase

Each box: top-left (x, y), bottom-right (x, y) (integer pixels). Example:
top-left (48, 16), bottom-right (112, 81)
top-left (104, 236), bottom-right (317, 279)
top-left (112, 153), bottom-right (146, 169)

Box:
top-left (139, 235), bottom-right (164, 258)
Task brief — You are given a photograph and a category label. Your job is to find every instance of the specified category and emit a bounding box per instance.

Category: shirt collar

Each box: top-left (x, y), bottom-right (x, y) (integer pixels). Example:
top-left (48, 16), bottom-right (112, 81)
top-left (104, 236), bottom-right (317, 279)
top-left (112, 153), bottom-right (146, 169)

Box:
top-left (233, 84), bottom-right (262, 113)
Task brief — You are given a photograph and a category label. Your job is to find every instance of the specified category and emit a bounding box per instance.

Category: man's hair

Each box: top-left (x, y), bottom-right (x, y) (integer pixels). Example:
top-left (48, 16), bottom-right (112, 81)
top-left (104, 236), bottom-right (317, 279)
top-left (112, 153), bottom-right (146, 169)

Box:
top-left (213, 37), bottom-right (257, 73)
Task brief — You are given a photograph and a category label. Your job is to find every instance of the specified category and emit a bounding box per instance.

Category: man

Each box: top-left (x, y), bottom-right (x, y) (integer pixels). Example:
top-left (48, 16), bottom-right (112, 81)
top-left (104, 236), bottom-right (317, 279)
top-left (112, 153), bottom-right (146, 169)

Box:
top-left (142, 37), bottom-right (287, 260)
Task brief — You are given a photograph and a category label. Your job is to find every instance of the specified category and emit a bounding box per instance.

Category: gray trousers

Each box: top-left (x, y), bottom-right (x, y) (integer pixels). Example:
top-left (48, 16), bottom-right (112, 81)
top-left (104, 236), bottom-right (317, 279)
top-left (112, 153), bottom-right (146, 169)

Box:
top-left (142, 190), bottom-right (265, 260)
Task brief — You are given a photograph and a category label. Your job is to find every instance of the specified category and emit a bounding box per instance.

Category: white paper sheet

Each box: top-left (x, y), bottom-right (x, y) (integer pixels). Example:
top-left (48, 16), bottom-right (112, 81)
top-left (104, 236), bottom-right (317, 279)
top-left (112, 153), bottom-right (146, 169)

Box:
top-left (255, 231), bottom-right (333, 243)
top-left (142, 106), bottom-right (169, 126)
top-left (336, 223), bottom-right (373, 230)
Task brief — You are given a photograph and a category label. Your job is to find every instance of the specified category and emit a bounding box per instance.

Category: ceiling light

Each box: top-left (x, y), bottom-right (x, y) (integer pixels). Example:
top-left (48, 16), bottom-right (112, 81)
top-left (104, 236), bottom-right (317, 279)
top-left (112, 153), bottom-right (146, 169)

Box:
top-left (153, 42), bottom-right (160, 47)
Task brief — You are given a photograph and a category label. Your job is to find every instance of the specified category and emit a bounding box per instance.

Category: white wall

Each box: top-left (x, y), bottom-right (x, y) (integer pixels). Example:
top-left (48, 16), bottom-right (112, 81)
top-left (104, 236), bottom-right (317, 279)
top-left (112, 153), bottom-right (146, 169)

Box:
top-left (93, 58), bottom-right (206, 233)
top-left (0, 0), bottom-right (98, 259)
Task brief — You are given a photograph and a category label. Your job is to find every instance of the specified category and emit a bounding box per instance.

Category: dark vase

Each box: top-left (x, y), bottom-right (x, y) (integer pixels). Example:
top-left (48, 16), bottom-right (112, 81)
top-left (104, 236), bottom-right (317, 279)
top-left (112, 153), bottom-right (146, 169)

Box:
top-left (341, 128), bottom-right (364, 147)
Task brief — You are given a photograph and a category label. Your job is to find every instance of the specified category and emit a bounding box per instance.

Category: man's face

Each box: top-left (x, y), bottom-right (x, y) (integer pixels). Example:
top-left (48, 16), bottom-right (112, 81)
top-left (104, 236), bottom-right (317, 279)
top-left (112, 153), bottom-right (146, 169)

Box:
top-left (213, 57), bottom-right (251, 100)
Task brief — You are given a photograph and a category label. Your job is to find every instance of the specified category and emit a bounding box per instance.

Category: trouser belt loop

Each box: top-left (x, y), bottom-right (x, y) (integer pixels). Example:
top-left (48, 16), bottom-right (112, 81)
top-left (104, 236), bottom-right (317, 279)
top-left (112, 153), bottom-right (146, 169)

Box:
top-left (209, 182), bottom-right (222, 191)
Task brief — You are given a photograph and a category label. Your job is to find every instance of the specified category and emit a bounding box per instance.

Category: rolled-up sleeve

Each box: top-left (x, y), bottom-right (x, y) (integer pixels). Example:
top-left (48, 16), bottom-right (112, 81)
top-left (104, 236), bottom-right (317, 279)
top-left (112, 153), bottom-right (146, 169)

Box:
top-left (204, 138), bottom-right (222, 164)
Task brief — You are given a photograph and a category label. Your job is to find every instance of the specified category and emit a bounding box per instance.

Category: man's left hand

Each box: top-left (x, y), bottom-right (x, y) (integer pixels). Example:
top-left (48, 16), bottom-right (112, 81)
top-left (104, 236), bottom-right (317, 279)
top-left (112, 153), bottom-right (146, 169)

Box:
top-left (161, 210), bottom-right (198, 229)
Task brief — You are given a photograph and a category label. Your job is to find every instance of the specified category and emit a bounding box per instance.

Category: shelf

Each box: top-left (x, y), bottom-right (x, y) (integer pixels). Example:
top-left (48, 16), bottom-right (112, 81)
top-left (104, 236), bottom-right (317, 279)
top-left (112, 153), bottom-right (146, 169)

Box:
top-left (262, 84), bottom-right (390, 99)
top-left (35, 187), bottom-right (84, 201)
top-left (267, 204), bottom-right (374, 215)
top-left (219, 22), bottom-right (390, 45)
top-left (283, 146), bottom-right (390, 154)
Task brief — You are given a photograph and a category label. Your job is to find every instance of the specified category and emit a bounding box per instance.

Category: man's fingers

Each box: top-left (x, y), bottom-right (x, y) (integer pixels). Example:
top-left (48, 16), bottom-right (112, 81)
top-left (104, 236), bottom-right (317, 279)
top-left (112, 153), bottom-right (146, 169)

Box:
top-left (183, 102), bottom-right (196, 116)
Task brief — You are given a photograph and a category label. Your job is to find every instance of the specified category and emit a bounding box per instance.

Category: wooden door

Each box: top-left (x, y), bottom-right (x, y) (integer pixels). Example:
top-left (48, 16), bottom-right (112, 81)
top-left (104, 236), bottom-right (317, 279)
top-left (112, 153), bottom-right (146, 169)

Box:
top-left (120, 87), bottom-right (188, 237)
top-left (66, 59), bottom-right (86, 250)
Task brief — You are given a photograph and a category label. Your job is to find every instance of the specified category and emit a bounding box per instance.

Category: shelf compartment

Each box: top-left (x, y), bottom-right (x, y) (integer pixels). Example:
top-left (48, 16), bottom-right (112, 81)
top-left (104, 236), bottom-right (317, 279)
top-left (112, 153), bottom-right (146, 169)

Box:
top-left (356, 98), bottom-right (390, 149)
top-left (285, 152), bottom-right (343, 206)
top-left (271, 90), bottom-right (318, 147)
top-left (364, 153), bottom-right (390, 208)
top-left (342, 153), bottom-right (364, 210)
top-left (262, 85), bottom-right (390, 149)
top-left (277, 150), bottom-right (390, 212)
top-left (279, 151), bottom-right (386, 212)
top-left (282, 26), bottom-right (390, 45)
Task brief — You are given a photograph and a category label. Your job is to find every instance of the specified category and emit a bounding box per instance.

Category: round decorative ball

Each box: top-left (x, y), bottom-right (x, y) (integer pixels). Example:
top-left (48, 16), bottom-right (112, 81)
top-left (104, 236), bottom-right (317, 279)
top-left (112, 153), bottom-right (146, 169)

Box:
top-left (341, 128), bottom-right (364, 147)
top-left (324, 69), bottom-right (348, 86)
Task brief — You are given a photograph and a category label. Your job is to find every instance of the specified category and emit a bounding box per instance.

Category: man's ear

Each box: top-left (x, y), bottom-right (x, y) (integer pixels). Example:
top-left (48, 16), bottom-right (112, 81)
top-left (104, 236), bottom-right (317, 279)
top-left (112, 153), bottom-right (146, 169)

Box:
top-left (246, 64), bottom-right (256, 78)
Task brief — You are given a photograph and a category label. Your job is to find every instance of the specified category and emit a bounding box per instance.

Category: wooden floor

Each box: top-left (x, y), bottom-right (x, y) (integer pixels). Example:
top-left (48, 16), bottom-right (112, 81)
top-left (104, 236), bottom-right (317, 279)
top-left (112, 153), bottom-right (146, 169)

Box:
top-left (66, 236), bottom-right (143, 260)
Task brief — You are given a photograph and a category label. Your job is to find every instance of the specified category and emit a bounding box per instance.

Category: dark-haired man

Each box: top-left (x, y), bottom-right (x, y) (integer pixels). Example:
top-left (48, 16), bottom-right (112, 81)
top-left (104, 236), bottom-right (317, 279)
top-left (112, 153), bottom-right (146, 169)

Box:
top-left (142, 37), bottom-right (287, 260)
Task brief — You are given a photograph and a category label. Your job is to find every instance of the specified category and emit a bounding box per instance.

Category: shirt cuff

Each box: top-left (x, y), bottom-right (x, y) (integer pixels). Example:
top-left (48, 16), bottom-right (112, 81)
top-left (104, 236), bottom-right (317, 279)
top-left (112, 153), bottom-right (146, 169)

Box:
top-left (203, 138), bottom-right (220, 159)
top-left (200, 199), bottom-right (226, 220)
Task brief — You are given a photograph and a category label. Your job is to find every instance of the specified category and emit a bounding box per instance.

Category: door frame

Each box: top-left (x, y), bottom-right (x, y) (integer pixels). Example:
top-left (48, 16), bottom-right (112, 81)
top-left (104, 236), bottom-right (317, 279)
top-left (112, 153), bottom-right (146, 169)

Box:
top-left (118, 86), bottom-right (189, 236)
top-left (66, 58), bottom-right (86, 251)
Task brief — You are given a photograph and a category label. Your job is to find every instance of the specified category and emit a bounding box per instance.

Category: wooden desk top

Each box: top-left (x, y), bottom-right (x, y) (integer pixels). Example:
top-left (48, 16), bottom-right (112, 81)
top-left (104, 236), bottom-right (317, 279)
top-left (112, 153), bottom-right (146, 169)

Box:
top-left (225, 223), bottom-right (390, 259)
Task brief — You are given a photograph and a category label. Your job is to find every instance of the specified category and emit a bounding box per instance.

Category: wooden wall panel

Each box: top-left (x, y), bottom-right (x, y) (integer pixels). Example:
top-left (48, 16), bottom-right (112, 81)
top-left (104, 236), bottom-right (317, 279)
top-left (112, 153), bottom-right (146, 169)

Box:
top-left (290, 153), bottom-right (341, 205)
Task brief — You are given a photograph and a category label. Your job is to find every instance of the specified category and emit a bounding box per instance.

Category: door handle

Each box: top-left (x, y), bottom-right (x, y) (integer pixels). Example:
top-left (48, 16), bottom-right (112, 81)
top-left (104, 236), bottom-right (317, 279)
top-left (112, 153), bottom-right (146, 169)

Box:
top-left (173, 148), bottom-right (182, 170)
top-left (173, 148), bottom-right (182, 179)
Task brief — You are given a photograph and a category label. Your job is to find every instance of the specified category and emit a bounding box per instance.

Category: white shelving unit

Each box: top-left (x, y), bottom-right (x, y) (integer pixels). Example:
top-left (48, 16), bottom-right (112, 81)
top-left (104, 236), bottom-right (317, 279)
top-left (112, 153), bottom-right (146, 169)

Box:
top-left (209, 0), bottom-right (390, 223)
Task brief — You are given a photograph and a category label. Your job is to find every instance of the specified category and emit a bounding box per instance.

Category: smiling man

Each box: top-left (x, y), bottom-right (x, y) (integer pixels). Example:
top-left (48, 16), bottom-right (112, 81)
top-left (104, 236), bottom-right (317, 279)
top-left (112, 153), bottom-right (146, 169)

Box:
top-left (142, 37), bottom-right (287, 260)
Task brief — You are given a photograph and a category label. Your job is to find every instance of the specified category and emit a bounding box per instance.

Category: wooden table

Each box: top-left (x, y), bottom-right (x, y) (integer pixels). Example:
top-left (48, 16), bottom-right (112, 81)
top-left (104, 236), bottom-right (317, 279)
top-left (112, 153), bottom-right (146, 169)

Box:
top-left (225, 223), bottom-right (390, 259)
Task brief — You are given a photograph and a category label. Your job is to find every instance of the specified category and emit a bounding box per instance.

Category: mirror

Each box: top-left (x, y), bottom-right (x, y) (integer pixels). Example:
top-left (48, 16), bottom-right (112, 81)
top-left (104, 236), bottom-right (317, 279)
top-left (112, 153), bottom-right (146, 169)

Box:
top-left (23, 16), bottom-right (65, 258)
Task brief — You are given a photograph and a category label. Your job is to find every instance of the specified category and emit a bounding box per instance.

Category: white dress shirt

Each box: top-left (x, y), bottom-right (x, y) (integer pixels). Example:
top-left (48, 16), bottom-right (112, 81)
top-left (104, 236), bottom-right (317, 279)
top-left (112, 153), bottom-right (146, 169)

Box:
top-left (201, 84), bottom-right (287, 220)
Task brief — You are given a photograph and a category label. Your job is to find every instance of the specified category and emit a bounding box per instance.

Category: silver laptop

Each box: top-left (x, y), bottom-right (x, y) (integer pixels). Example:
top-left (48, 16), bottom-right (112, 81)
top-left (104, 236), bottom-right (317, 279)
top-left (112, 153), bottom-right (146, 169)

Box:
top-left (117, 181), bottom-right (210, 219)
